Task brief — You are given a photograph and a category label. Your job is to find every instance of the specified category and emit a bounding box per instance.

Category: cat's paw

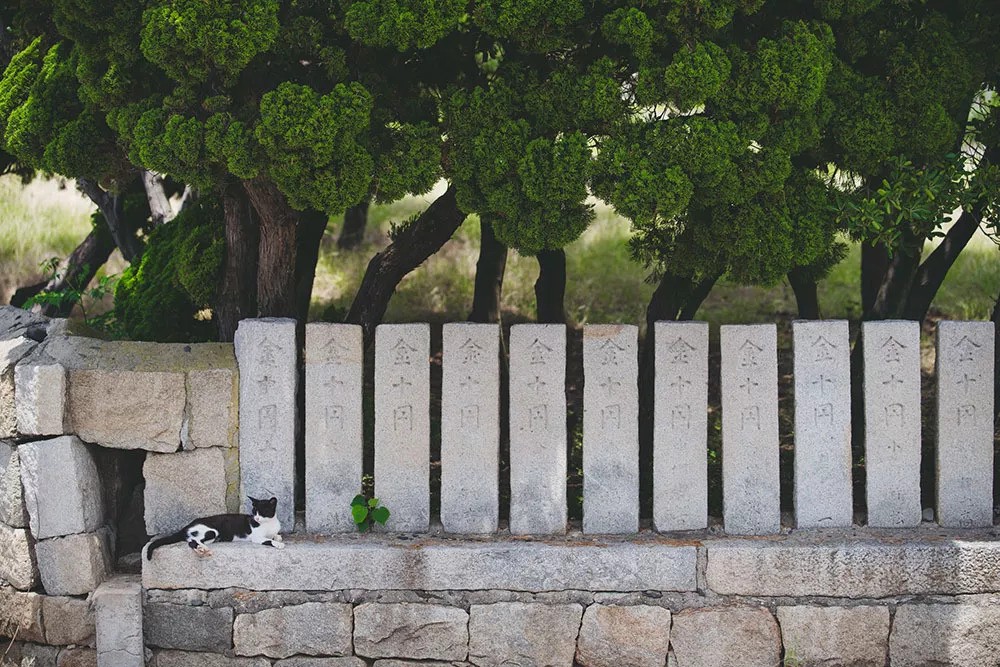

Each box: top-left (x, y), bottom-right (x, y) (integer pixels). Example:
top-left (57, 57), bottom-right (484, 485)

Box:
top-left (272, 534), bottom-right (283, 542)
top-left (272, 541), bottom-right (285, 549)
top-left (194, 546), bottom-right (213, 558)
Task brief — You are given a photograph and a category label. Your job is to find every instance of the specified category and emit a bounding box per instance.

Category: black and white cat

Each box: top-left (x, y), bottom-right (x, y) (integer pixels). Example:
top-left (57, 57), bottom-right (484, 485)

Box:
top-left (145, 496), bottom-right (284, 560)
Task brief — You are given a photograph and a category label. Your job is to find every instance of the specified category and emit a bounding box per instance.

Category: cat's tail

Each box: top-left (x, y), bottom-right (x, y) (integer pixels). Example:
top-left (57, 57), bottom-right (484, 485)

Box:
top-left (145, 530), bottom-right (187, 560)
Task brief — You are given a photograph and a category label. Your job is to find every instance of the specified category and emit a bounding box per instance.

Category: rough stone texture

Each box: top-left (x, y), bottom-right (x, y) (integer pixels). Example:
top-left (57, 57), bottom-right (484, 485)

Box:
top-left (0, 306), bottom-right (50, 342)
top-left (371, 662), bottom-right (468, 667)
top-left (354, 603), bottom-right (468, 660)
top-left (57, 647), bottom-right (98, 667)
top-left (720, 324), bottom-right (780, 535)
top-left (777, 605), bottom-right (889, 666)
top-left (184, 367), bottom-right (239, 449)
top-left (468, 603), bottom-right (582, 667)
top-left (705, 538), bottom-right (1000, 596)
top-left (0, 441), bottom-right (28, 527)
top-left (0, 335), bottom-right (38, 438)
top-left (374, 323), bottom-right (430, 532)
top-left (143, 448), bottom-right (228, 534)
top-left (15, 362), bottom-right (68, 436)
top-left (0, 520), bottom-right (38, 590)
top-left (143, 539), bottom-right (697, 593)
top-left (862, 320), bottom-right (921, 527)
top-left (235, 318), bottom-right (298, 529)
top-left (582, 325), bottom-right (638, 534)
top-left (890, 604), bottom-right (1000, 666)
top-left (0, 587), bottom-right (45, 643)
top-left (440, 323), bottom-right (500, 534)
top-left (233, 602), bottom-right (353, 659)
top-left (68, 369), bottom-right (185, 452)
top-left (653, 321), bottom-right (709, 532)
top-left (276, 660), bottom-right (366, 667)
top-left (792, 320), bottom-right (852, 528)
top-left (152, 651), bottom-right (270, 667)
top-left (7, 642), bottom-right (60, 666)
top-left (35, 530), bottom-right (111, 596)
top-left (935, 320), bottom-right (994, 527)
top-left (575, 604), bottom-right (670, 667)
top-left (509, 324), bottom-right (567, 535)
top-left (19, 436), bottom-right (104, 539)
top-left (305, 323), bottom-right (363, 533)
top-left (144, 602), bottom-right (233, 652)
top-left (94, 577), bottom-right (144, 667)
top-left (42, 595), bottom-right (95, 646)
top-left (670, 608), bottom-right (780, 667)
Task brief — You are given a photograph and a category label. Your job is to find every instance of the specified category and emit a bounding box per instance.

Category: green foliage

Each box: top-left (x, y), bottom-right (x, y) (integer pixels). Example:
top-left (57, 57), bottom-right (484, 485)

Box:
top-left (114, 196), bottom-right (224, 342)
top-left (350, 494), bottom-right (390, 532)
top-left (343, 0), bottom-right (466, 50)
top-left (23, 255), bottom-right (118, 328)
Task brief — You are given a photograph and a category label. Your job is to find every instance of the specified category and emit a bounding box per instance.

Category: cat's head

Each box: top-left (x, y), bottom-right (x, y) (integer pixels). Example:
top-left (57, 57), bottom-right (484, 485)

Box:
top-left (248, 496), bottom-right (278, 521)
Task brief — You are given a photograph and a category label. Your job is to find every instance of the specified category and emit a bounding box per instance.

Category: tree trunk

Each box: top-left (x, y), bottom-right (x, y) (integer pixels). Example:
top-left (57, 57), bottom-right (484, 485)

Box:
top-left (469, 216), bottom-right (508, 323)
top-left (346, 186), bottom-right (466, 339)
top-left (867, 242), bottom-right (923, 320)
top-left (11, 226), bottom-right (115, 315)
top-left (902, 208), bottom-right (980, 322)
top-left (295, 210), bottom-right (329, 324)
top-left (861, 242), bottom-right (889, 316)
top-left (178, 185), bottom-right (198, 213)
top-left (535, 249), bottom-right (566, 324)
top-left (678, 272), bottom-right (720, 320)
top-left (788, 266), bottom-right (821, 319)
top-left (77, 178), bottom-right (142, 261)
top-left (216, 187), bottom-right (259, 341)
top-left (337, 199), bottom-right (370, 250)
top-left (243, 177), bottom-right (300, 319)
top-left (141, 170), bottom-right (174, 226)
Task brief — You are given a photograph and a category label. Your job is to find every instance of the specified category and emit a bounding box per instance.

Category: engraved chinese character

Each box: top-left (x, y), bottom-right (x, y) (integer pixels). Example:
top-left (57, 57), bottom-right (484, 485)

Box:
top-left (258, 338), bottom-right (280, 366)
top-left (669, 376), bottom-right (691, 395)
top-left (670, 404), bottom-right (691, 429)
top-left (528, 376), bottom-right (547, 393)
top-left (459, 374), bottom-right (479, 388)
top-left (598, 339), bottom-right (626, 366)
top-left (599, 376), bottom-right (621, 398)
top-left (601, 404), bottom-right (621, 429)
top-left (739, 339), bottom-right (763, 368)
top-left (884, 402), bottom-right (904, 426)
top-left (881, 336), bottom-right (906, 364)
top-left (528, 338), bottom-right (553, 365)
top-left (461, 404), bottom-right (480, 428)
top-left (741, 405), bottom-right (760, 430)
top-left (259, 404), bottom-right (277, 432)
top-left (529, 405), bottom-right (548, 432)
top-left (957, 404), bottom-right (976, 426)
top-left (739, 377), bottom-right (759, 395)
top-left (667, 337), bottom-right (696, 364)
top-left (325, 405), bottom-right (344, 431)
top-left (322, 336), bottom-right (351, 362)
top-left (392, 376), bottom-right (412, 390)
top-left (392, 339), bottom-right (418, 365)
top-left (459, 338), bottom-right (485, 364)
top-left (882, 374), bottom-right (903, 387)
top-left (393, 405), bottom-right (412, 431)
top-left (257, 375), bottom-right (275, 393)
top-left (811, 374), bottom-right (834, 396)
top-left (811, 335), bottom-right (837, 362)
top-left (814, 403), bottom-right (833, 425)
top-left (954, 335), bottom-right (981, 363)
top-left (323, 375), bottom-right (344, 391)
top-left (956, 373), bottom-right (977, 395)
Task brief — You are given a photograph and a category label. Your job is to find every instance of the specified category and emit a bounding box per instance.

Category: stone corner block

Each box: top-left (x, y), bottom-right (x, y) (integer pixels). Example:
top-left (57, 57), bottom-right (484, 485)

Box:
top-left (0, 335), bottom-right (38, 438)
top-left (354, 603), bottom-right (469, 661)
top-left (36, 530), bottom-right (111, 596)
top-left (468, 602), bottom-right (582, 667)
top-left (576, 604), bottom-right (670, 667)
top-left (14, 362), bottom-right (68, 436)
top-left (144, 448), bottom-right (228, 535)
top-left (43, 595), bottom-right (96, 646)
top-left (95, 577), bottom-right (144, 667)
top-left (234, 601), bottom-right (352, 659)
top-left (184, 367), bottom-right (239, 449)
top-left (19, 435), bottom-right (104, 539)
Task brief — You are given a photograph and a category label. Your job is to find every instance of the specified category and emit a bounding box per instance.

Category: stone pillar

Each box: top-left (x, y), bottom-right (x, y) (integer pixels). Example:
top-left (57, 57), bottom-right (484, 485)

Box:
top-left (305, 323), bottom-right (364, 533)
top-left (863, 320), bottom-right (921, 528)
top-left (721, 324), bottom-right (779, 535)
top-left (18, 435), bottom-right (104, 539)
top-left (441, 323), bottom-right (500, 534)
top-left (792, 320), bottom-right (852, 528)
top-left (653, 321), bottom-right (709, 531)
top-left (375, 323), bottom-right (430, 532)
top-left (583, 324), bottom-right (638, 534)
top-left (935, 320), bottom-right (994, 527)
top-left (234, 318), bottom-right (297, 529)
top-left (509, 324), bottom-right (567, 535)
top-left (94, 577), bottom-right (144, 667)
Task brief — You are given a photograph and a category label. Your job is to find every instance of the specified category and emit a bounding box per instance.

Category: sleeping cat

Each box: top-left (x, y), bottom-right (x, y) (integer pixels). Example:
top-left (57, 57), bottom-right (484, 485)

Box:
top-left (145, 496), bottom-right (284, 560)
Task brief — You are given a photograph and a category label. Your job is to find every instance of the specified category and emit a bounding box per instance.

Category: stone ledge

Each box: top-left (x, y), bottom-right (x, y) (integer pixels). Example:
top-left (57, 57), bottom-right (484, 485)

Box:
top-left (142, 537), bottom-right (698, 592)
top-left (706, 536), bottom-right (1000, 597)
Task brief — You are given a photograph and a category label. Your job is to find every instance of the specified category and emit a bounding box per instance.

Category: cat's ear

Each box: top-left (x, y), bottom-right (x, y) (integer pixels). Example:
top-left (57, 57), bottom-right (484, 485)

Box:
top-left (247, 495), bottom-right (258, 503)
top-left (268, 497), bottom-right (277, 506)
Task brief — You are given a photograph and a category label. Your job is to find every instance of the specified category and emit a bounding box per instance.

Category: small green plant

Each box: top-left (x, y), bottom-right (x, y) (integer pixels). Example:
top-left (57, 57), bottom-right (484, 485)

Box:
top-left (351, 494), bottom-right (390, 532)
top-left (24, 257), bottom-right (118, 329)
